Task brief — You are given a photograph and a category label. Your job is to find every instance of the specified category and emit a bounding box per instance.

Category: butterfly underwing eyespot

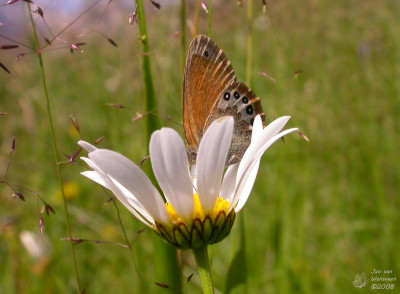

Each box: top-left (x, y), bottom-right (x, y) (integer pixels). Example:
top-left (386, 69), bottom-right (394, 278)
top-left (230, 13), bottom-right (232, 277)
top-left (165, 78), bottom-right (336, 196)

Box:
top-left (246, 105), bottom-right (253, 115)
top-left (183, 35), bottom-right (265, 165)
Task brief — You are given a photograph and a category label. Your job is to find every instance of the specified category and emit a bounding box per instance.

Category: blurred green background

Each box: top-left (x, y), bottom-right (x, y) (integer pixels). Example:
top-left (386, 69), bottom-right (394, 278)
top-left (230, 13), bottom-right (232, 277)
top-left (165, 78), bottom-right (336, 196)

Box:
top-left (1, 0), bottom-right (399, 293)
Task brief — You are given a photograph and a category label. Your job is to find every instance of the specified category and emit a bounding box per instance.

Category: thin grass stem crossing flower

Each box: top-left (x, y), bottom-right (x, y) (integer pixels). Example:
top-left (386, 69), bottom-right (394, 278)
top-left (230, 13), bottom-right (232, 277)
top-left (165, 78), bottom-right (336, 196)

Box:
top-left (78, 115), bottom-right (298, 249)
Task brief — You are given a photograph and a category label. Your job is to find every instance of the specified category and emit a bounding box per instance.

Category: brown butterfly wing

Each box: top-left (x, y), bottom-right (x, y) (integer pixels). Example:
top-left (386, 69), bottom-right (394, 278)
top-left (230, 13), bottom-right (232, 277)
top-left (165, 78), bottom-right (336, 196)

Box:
top-left (183, 35), bottom-right (236, 155)
top-left (184, 35), bottom-right (265, 165)
top-left (205, 82), bottom-right (265, 164)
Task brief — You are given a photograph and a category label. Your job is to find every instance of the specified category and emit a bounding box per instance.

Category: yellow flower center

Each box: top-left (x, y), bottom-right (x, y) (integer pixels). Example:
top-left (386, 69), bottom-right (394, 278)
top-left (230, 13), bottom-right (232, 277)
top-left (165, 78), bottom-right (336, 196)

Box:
top-left (165, 193), bottom-right (231, 225)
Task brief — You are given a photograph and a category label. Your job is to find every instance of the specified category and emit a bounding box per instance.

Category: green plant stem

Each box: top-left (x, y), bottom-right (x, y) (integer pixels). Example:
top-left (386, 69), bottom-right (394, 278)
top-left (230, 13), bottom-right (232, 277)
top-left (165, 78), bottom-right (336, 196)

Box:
top-left (194, 0), bottom-right (201, 35)
top-left (136, 0), bottom-right (160, 141)
top-left (27, 4), bottom-right (81, 293)
top-left (180, 0), bottom-right (186, 77)
top-left (245, 0), bottom-right (253, 86)
top-left (208, 0), bottom-right (212, 37)
top-left (136, 0), bottom-right (181, 289)
top-left (193, 246), bottom-right (214, 294)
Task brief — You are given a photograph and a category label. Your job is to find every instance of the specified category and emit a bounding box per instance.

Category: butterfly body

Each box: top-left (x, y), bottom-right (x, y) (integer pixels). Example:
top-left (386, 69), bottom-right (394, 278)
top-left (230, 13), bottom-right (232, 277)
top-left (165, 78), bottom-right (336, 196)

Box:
top-left (183, 35), bottom-right (265, 165)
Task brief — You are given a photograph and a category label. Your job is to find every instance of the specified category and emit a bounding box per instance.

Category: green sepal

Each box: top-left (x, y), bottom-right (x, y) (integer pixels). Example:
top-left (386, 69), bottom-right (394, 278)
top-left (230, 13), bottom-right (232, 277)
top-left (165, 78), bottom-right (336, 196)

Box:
top-left (207, 212), bottom-right (226, 244)
top-left (155, 209), bottom-right (237, 249)
top-left (216, 211), bottom-right (235, 242)
top-left (173, 223), bottom-right (190, 248)
top-left (202, 216), bottom-right (213, 243)
top-left (191, 226), bottom-right (205, 249)
top-left (214, 211), bottom-right (227, 232)
top-left (156, 224), bottom-right (175, 244)
top-left (193, 218), bottom-right (203, 236)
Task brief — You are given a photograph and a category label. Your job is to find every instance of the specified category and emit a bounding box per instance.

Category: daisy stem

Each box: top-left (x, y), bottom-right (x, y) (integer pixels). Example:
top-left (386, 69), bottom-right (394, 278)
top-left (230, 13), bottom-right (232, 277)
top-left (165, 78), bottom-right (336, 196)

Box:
top-left (193, 246), bottom-right (214, 294)
top-left (27, 3), bottom-right (81, 293)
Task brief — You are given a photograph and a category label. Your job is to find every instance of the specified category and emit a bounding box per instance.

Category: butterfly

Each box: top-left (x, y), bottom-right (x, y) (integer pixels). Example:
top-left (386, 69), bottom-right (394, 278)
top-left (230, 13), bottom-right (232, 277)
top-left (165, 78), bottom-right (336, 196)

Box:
top-left (183, 35), bottom-right (265, 165)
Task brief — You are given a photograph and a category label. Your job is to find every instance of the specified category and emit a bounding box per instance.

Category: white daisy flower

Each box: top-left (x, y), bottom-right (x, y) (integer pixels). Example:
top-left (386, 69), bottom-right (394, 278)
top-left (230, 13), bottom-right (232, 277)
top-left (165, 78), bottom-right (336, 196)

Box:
top-left (78, 115), bottom-right (298, 249)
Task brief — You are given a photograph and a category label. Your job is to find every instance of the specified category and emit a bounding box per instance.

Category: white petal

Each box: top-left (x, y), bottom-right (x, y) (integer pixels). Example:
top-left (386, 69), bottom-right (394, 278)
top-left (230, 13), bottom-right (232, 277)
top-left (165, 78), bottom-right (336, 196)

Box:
top-left (220, 163), bottom-right (239, 203)
top-left (233, 116), bottom-right (295, 208)
top-left (251, 115), bottom-right (264, 142)
top-left (81, 171), bottom-right (106, 187)
top-left (252, 128), bottom-right (299, 162)
top-left (190, 164), bottom-right (197, 194)
top-left (251, 116), bottom-right (291, 153)
top-left (190, 164), bottom-right (197, 178)
top-left (233, 127), bottom-right (298, 211)
top-left (239, 116), bottom-right (291, 182)
top-left (87, 149), bottom-right (170, 225)
top-left (78, 140), bottom-right (97, 153)
top-left (196, 117), bottom-right (234, 212)
top-left (234, 159), bottom-right (259, 212)
top-left (81, 160), bottom-right (154, 226)
top-left (150, 128), bottom-right (193, 220)
top-left (107, 175), bottom-right (155, 226)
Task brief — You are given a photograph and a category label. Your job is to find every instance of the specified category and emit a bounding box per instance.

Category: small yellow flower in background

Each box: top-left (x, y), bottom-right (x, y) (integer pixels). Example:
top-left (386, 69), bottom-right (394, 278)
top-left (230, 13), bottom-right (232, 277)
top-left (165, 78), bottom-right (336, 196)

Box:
top-left (78, 115), bottom-right (298, 249)
top-left (63, 181), bottom-right (80, 200)
top-left (100, 224), bottom-right (118, 240)
top-left (68, 124), bottom-right (80, 139)
top-left (52, 181), bottom-right (80, 204)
